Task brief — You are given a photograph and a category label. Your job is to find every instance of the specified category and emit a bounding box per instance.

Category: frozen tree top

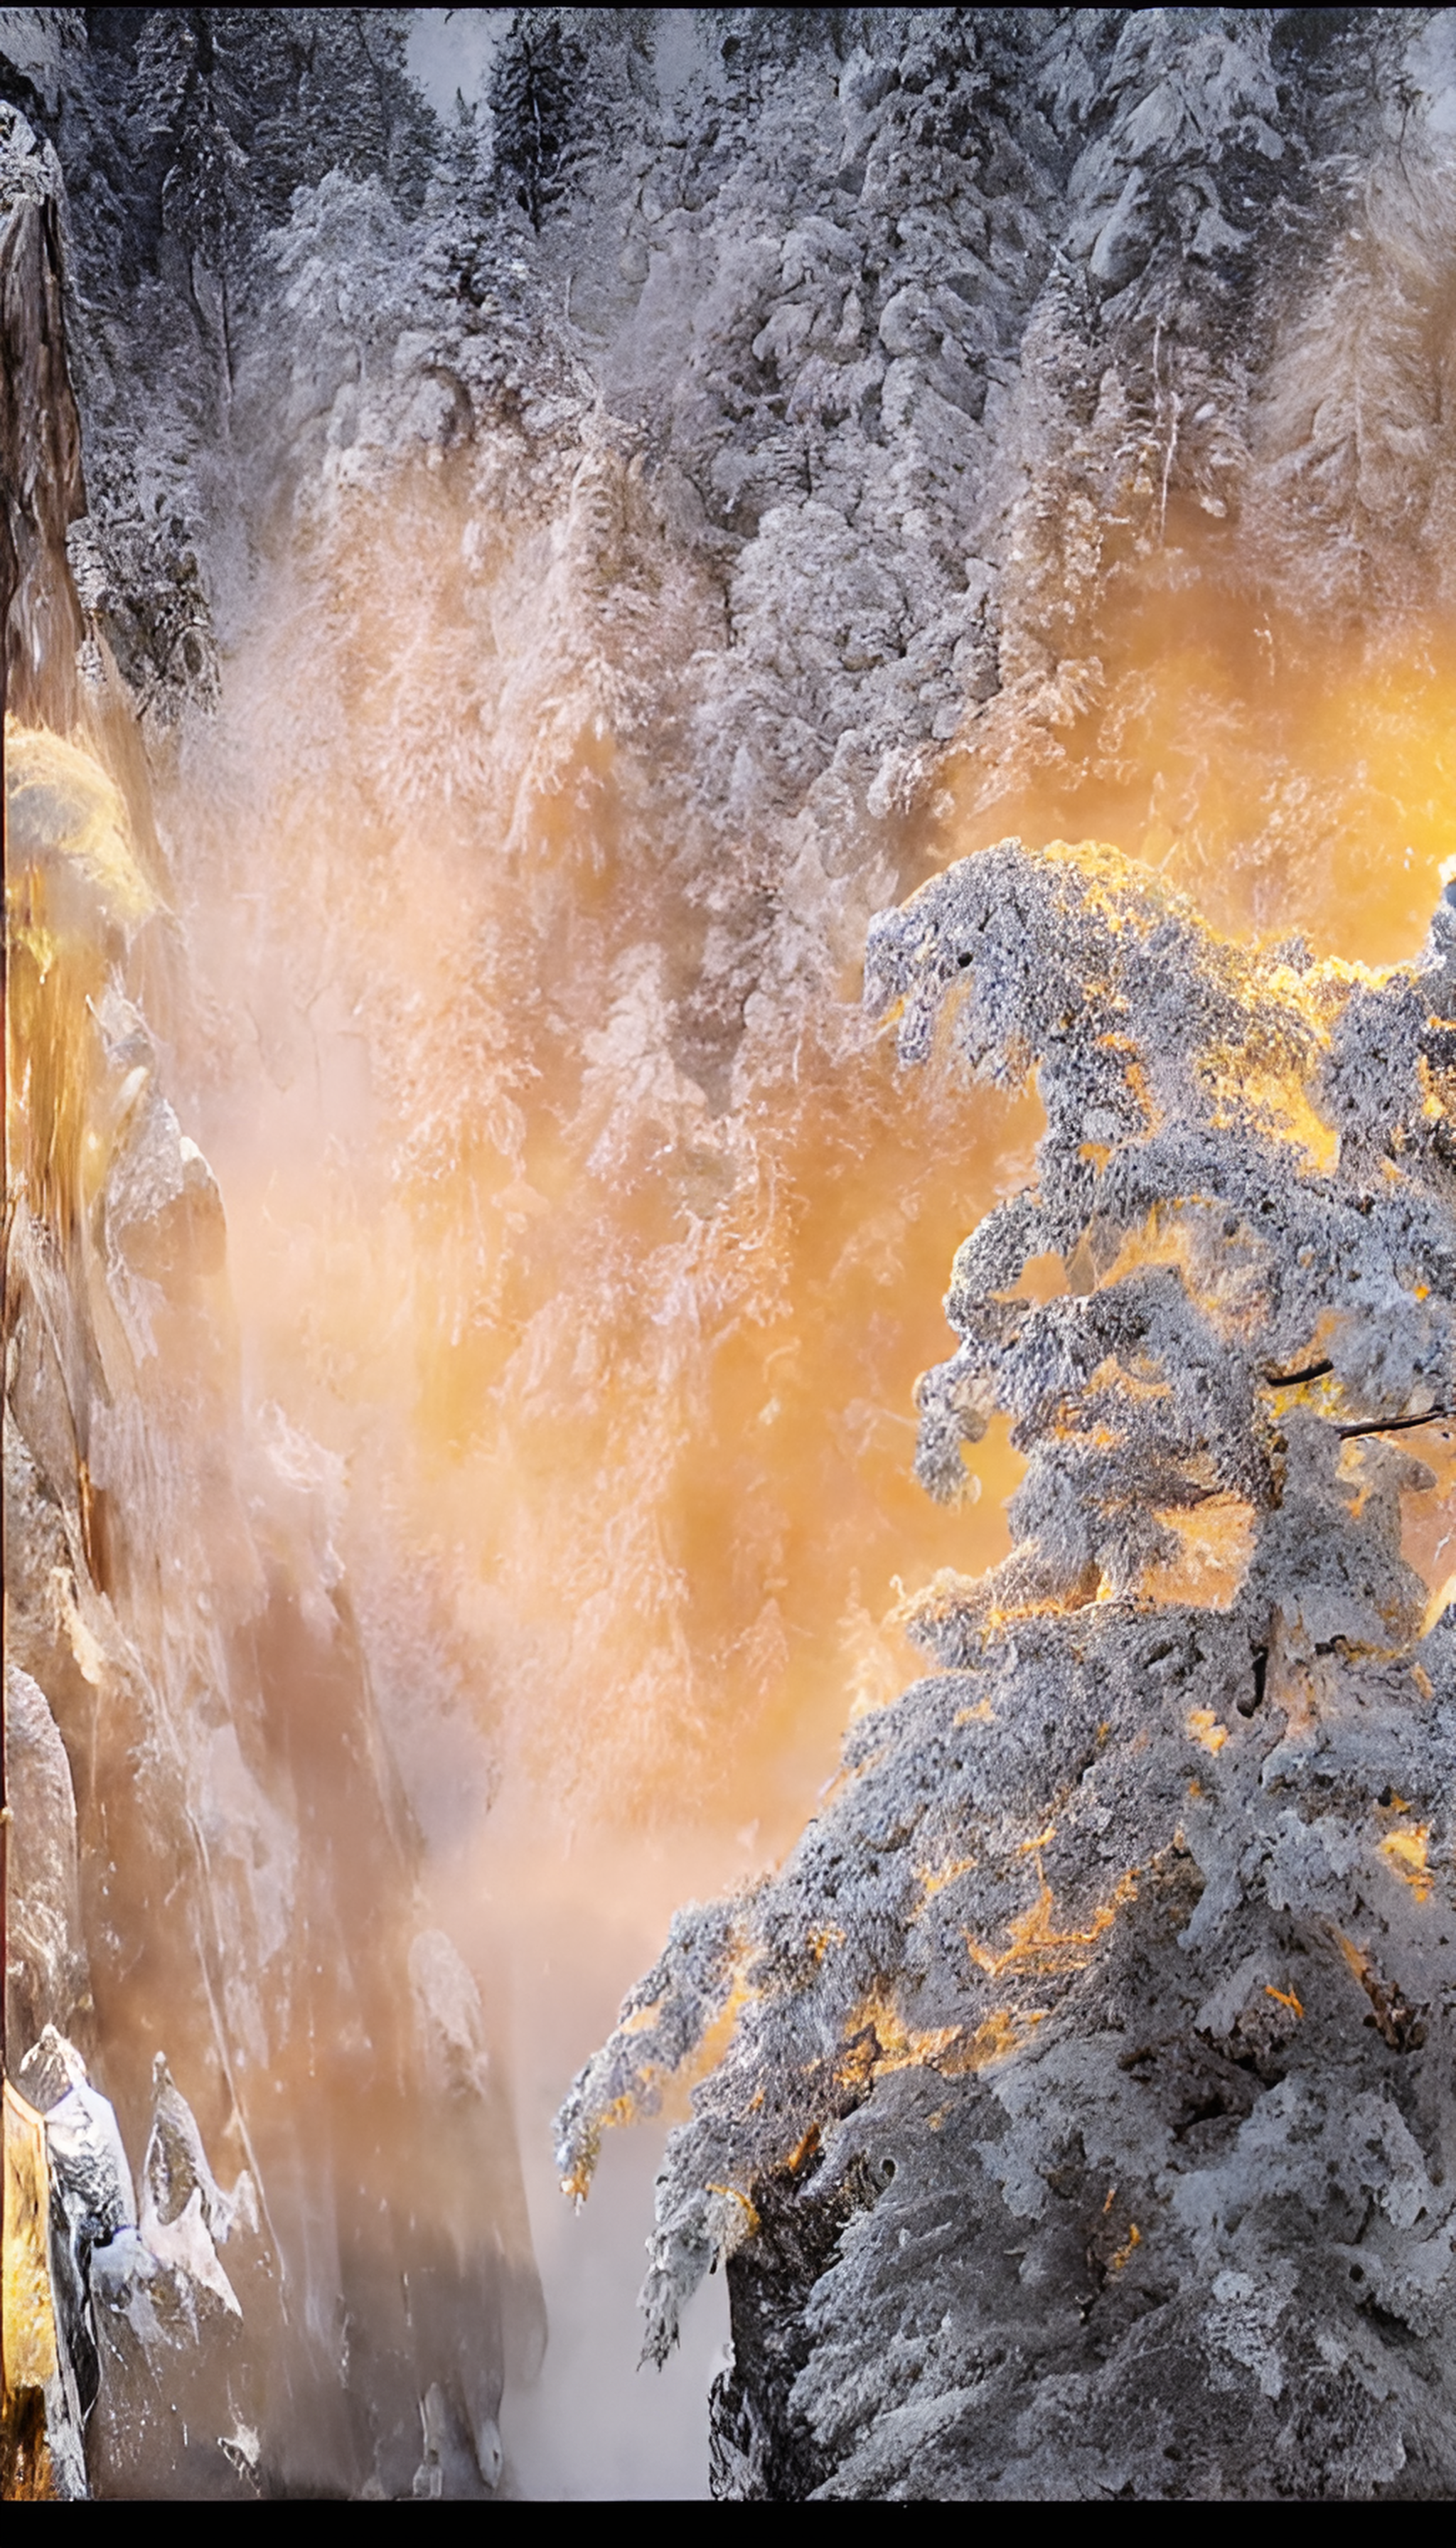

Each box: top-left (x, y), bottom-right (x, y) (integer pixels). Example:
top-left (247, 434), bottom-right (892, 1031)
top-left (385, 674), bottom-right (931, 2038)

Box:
top-left (563, 840), bottom-right (1456, 2498)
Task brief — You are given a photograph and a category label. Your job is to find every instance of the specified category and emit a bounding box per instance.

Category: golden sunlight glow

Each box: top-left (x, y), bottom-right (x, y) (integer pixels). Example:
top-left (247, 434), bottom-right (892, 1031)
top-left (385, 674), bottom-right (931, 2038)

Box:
top-left (1379, 1821), bottom-right (1434, 1902)
top-left (1186, 1708), bottom-right (1231, 1754)
top-left (1143, 1497), bottom-right (1256, 1611)
top-left (162, 455), bottom-right (1053, 1868)
top-left (965, 1857), bottom-right (1138, 1980)
top-left (16, 413), bottom-right (1456, 2241)
top-left (165, 446), bottom-right (1456, 1900)
top-left (837, 1993), bottom-right (1045, 2091)
top-left (933, 506), bottom-right (1456, 965)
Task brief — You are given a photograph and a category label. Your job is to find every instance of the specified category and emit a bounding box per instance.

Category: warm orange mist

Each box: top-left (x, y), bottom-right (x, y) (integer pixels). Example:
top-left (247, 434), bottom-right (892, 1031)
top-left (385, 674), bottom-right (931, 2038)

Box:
top-left (929, 496), bottom-right (1456, 964)
top-left (1401, 1421), bottom-right (1456, 1627)
top-left (168, 454), bottom-right (1456, 1875)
